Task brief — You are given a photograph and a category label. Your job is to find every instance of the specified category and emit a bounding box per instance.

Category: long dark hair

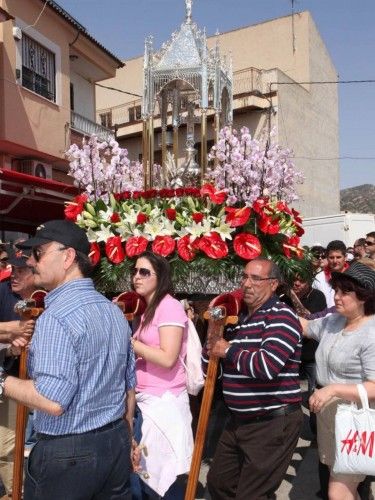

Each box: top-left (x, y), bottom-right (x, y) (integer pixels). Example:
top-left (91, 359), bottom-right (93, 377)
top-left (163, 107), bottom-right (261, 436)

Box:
top-left (135, 251), bottom-right (174, 330)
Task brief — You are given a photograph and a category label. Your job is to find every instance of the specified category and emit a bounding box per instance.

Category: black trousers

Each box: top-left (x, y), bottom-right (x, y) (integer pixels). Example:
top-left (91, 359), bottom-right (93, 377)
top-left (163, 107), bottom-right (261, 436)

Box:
top-left (207, 409), bottom-right (303, 499)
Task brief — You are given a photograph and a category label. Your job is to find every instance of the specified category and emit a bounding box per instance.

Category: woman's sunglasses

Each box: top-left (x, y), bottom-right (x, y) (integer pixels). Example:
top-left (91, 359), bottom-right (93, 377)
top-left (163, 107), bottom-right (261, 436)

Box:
top-left (313, 253), bottom-right (326, 260)
top-left (131, 267), bottom-right (156, 279)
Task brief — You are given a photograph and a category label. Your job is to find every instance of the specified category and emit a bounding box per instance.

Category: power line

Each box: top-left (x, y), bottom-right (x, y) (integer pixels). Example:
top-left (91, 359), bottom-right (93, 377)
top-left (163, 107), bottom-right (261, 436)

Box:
top-left (294, 156), bottom-right (375, 161)
top-left (95, 83), bottom-right (141, 98)
top-left (96, 79), bottom-right (375, 102)
top-left (271, 79), bottom-right (375, 86)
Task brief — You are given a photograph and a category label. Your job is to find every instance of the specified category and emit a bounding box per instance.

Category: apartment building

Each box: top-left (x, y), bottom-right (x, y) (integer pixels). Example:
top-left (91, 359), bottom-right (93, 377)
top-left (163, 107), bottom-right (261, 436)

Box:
top-left (96, 11), bottom-right (339, 218)
top-left (0, 0), bottom-right (123, 233)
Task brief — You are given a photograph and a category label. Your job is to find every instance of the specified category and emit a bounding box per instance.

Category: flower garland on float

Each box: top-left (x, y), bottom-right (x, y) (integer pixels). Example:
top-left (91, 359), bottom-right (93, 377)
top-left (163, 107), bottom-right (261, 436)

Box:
top-left (64, 127), bottom-right (308, 291)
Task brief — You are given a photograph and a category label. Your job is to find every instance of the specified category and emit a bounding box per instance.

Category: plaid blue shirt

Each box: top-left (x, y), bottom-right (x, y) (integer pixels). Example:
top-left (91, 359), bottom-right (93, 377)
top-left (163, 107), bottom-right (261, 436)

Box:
top-left (28, 278), bottom-right (136, 435)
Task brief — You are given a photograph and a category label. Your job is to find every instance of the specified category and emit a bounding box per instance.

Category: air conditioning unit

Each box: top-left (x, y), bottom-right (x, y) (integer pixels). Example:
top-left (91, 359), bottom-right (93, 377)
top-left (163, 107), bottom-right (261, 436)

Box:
top-left (19, 160), bottom-right (53, 179)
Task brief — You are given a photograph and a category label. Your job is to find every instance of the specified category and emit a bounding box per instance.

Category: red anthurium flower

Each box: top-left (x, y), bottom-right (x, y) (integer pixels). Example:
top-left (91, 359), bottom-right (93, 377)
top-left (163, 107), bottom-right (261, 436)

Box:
top-left (252, 197), bottom-right (270, 215)
top-left (200, 184), bottom-right (227, 204)
top-left (152, 235), bottom-right (176, 257)
top-left (191, 237), bottom-right (201, 250)
top-left (125, 236), bottom-right (149, 258)
top-left (105, 236), bottom-right (125, 264)
top-left (110, 212), bottom-right (121, 223)
top-left (88, 242), bottom-right (101, 266)
top-left (291, 208), bottom-right (302, 223)
top-left (177, 235), bottom-right (196, 262)
top-left (295, 221), bottom-right (305, 237)
top-left (282, 236), bottom-right (304, 259)
top-left (165, 208), bottom-right (177, 221)
top-left (276, 201), bottom-right (292, 215)
top-left (136, 213), bottom-right (148, 224)
top-left (199, 232), bottom-right (228, 259)
top-left (225, 207), bottom-right (251, 228)
top-left (233, 233), bottom-right (262, 260)
top-left (192, 212), bottom-right (204, 223)
top-left (257, 213), bottom-right (280, 235)
top-left (64, 194), bottom-right (88, 221)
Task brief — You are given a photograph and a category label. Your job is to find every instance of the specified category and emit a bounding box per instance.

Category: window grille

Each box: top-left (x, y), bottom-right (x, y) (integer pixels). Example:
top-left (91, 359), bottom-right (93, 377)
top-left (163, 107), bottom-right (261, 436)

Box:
top-left (22, 34), bottom-right (56, 102)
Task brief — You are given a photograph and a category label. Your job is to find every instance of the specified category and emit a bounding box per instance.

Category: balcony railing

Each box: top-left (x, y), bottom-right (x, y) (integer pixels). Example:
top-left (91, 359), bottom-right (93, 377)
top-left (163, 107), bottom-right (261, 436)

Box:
top-left (71, 111), bottom-right (115, 142)
top-left (96, 66), bottom-right (269, 129)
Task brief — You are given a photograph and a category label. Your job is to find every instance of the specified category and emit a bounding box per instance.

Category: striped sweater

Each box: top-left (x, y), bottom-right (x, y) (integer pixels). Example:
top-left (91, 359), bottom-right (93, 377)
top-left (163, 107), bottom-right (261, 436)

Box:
top-left (202, 295), bottom-right (302, 419)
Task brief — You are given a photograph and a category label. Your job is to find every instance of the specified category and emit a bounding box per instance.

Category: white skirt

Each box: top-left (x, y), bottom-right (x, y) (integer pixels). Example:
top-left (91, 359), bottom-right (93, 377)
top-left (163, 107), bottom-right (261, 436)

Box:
top-left (136, 389), bottom-right (194, 496)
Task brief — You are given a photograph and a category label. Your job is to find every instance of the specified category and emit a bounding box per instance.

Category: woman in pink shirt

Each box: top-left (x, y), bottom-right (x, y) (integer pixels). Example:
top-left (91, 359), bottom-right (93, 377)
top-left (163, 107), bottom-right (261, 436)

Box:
top-left (131, 252), bottom-right (193, 499)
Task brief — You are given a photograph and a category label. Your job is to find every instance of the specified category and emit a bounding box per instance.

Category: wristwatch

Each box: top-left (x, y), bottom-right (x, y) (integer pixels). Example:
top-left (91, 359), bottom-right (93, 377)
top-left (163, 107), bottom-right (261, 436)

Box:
top-left (0, 372), bottom-right (8, 401)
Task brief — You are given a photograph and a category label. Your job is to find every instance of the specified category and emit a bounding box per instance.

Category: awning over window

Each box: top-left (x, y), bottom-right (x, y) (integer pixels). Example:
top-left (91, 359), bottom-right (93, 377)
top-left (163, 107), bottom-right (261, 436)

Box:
top-left (0, 169), bottom-right (78, 233)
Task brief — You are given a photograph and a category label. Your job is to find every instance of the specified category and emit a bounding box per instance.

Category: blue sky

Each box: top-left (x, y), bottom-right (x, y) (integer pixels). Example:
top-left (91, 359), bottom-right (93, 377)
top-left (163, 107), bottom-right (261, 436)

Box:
top-left (57, 0), bottom-right (375, 189)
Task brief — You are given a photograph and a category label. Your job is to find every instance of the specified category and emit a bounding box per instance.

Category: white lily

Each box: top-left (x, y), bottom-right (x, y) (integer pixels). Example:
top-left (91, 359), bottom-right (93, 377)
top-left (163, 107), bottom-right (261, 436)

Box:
top-left (86, 228), bottom-right (99, 242)
top-left (215, 222), bottom-right (234, 241)
top-left (143, 219), bottom-right (168, 239)
top-left (98, 208), bottom-right (114, 222)
top-left (96, 224), bottom-right (115, 242)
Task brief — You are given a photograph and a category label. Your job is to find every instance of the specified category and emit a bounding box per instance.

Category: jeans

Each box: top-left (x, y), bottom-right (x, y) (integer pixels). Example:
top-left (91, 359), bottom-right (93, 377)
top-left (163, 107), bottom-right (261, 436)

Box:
top-left (24, 419), bottom-right (132, 500)
top-left (25, 412), bottom-right (37, 451)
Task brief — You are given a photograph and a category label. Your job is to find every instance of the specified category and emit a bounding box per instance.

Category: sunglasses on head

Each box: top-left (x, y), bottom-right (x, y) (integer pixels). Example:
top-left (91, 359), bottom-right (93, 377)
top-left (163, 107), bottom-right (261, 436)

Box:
top-left (131, 267), bottom-right (155, 278)
top-left (314, 253), bottom-right (326, 259)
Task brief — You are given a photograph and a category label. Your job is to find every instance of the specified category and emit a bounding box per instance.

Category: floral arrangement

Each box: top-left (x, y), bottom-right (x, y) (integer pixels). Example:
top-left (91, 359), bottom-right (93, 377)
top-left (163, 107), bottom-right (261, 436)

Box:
top-left (65, 128), bottom-right (309, 292)
top-left (66, 135), bottom-right (143, 201)
top-left (206, 126), bottom-right (304, 205)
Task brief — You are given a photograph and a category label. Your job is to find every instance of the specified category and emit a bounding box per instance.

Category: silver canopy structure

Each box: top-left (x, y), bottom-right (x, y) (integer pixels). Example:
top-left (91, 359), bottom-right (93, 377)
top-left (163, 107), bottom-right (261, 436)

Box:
top-left (142, 0), bottom-right (233, 188)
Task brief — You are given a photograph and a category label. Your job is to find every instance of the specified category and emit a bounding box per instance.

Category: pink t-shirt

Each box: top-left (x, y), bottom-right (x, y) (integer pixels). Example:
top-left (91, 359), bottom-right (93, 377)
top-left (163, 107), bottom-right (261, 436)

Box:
top-left (135, 294), bottom-right (188, 396)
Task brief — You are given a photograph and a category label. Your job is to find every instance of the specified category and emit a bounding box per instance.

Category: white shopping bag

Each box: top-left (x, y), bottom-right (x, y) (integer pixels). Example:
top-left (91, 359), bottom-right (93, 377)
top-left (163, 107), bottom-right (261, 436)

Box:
top-left (180, 319), bottom-right (204, 396)
top-left (333, 383), bottom-right (375, 475)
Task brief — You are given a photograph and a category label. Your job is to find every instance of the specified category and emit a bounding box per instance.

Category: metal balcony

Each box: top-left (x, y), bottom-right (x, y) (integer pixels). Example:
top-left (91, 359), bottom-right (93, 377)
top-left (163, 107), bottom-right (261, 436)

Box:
top-left (71, 111), bottom-right (115, 142)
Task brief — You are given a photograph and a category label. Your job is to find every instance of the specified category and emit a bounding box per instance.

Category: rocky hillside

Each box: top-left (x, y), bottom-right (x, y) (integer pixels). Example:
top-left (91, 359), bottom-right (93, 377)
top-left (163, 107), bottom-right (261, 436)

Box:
top-left (340, 184), bottom-right (375, 213)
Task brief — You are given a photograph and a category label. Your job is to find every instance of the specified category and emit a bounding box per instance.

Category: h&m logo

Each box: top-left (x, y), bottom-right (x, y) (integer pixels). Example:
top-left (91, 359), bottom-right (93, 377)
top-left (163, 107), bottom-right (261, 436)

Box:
top-left (341, 430), bottom-right (375, 458)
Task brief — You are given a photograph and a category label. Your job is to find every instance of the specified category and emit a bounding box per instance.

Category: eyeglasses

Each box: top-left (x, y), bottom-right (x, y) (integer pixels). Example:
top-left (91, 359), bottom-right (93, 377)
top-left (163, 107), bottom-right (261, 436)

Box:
top-left (241, 273), bottom-right (277, 284)
top-left (313, 253), bottom-right (326, 259)
top-left (32, 246), bottom-right (66, 262)
top-left (365, 240), bottom-right (375, 246)
top-left (131, 267), bottom-right (156, 279)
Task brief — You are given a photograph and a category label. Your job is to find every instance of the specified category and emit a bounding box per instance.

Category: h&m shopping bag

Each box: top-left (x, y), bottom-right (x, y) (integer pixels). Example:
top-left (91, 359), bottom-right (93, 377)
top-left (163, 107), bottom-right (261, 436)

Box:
top-left (333, 383), bottom-right (375, 475)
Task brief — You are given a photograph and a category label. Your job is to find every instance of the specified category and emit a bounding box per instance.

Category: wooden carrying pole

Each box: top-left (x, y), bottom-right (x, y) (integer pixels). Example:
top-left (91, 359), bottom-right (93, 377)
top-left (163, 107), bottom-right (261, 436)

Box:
top-left (12, 348), bottom-right (29, 500)
top-left (184, 306), bottom-right (237, 500)
top-left (12, 297), bottom-right (45, 500)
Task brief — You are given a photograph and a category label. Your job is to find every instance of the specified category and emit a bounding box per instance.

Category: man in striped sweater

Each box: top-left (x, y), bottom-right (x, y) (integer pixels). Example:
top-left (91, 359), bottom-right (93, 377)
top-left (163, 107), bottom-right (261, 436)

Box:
top-left (204, 258), bottom-right (303, 499)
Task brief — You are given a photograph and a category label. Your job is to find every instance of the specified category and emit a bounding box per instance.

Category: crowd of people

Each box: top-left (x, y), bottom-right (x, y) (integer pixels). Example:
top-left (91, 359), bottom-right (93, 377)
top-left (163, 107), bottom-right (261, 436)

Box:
top-left (0, 223), bottom-right (375, 500)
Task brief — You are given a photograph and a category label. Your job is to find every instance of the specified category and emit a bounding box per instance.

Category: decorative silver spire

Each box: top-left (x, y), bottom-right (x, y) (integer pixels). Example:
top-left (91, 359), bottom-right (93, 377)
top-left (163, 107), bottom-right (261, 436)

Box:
top-left (185, 0), bottom-right (193, 23)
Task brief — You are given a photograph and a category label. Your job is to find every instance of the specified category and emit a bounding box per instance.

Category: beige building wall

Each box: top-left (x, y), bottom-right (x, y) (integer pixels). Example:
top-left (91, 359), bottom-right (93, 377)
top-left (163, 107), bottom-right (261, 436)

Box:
top-left (0, 0), bottom-right (121, 175)
top-left (96, 11), bottom-right (339, 218)
top-left (0, 0), bottom-right (71, 161)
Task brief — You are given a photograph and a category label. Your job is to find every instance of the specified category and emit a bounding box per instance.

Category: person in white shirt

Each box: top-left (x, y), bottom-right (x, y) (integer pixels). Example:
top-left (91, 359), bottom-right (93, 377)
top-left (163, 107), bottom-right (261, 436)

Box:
top-left (313, 240), bottom-right (348, 307)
